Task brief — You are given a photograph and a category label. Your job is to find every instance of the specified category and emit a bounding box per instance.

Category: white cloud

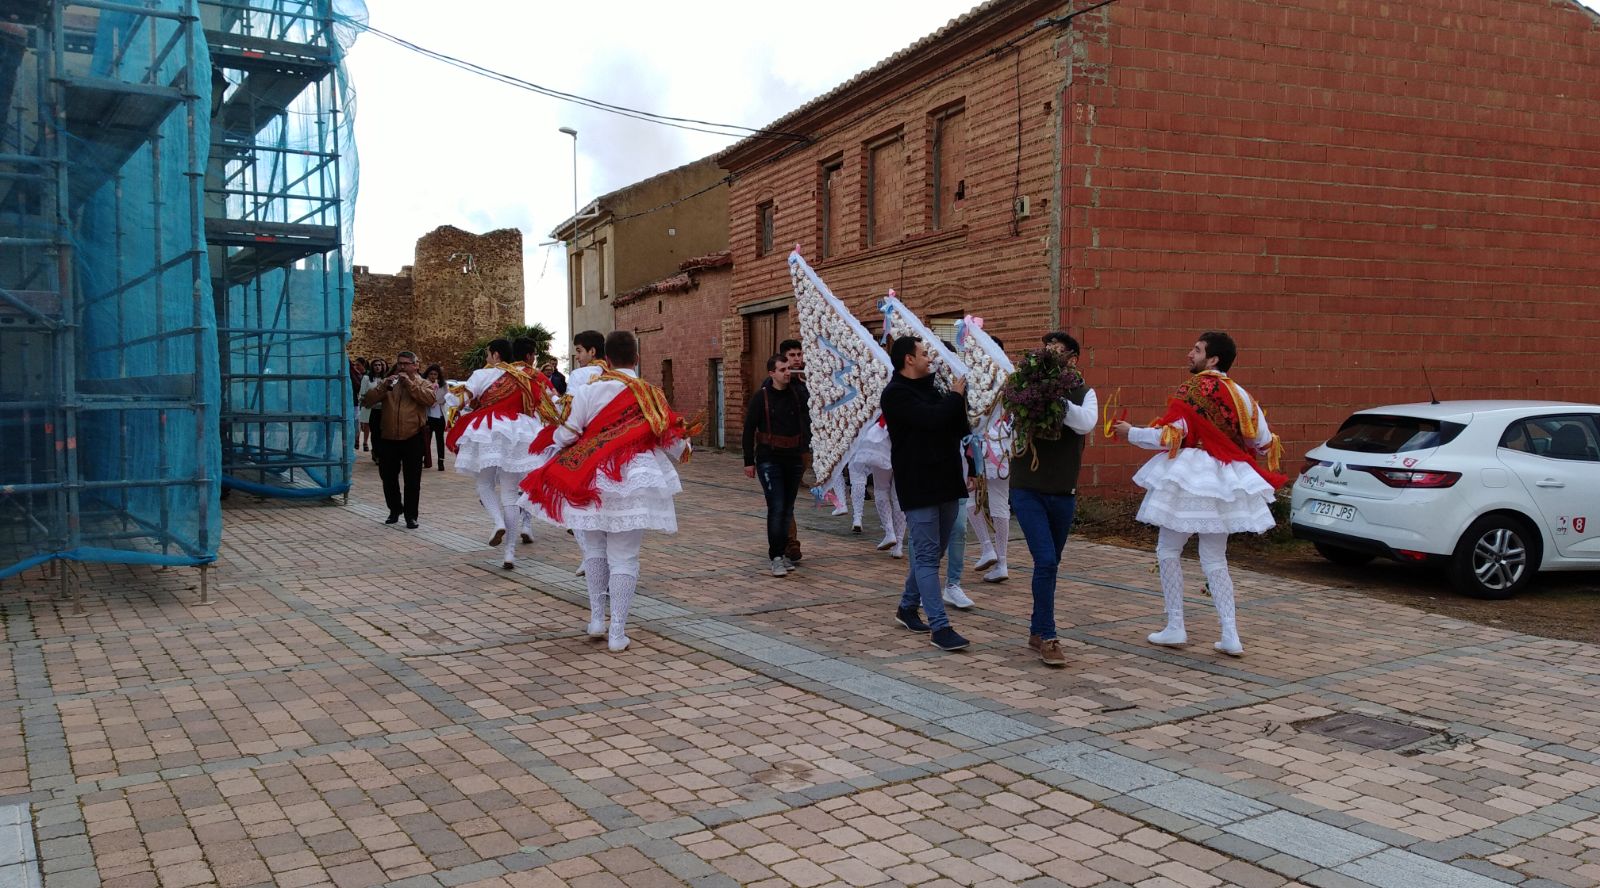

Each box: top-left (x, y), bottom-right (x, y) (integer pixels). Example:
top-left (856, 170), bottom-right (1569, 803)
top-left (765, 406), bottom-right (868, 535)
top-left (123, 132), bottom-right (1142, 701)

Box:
top-left (347, 0), bottom-right (1600, 357)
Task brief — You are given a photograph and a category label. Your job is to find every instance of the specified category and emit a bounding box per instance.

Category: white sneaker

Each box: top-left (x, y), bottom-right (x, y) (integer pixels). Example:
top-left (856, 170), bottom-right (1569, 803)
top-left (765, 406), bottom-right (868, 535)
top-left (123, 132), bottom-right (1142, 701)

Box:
top-left (1214, 630), bottom-right (1244, 657)
top-left (942, 584), bottom-right (974, 610)
top-left (831, 505), bottom-right (849, 516)
top-left (771, 557), bottom-right (788, 577)
top-left (608, 630), bottom-right (629, 653)
top-left (781, 556), bottom-right (797, 571)
top-left (974, 550), bottom-right (998, 572)
top-left (1147, 626), bottom-right (1188, 648)
top-left (575, 564), bottom-right (586, 577)
top-left (982, 565), bottom-right (1009, 583)
top-left (876, 535), bottom-right (896, 551)
top-left (586, 619), bottom-right (606, 639)
top-left (889, 542), bottom-right (903, 559)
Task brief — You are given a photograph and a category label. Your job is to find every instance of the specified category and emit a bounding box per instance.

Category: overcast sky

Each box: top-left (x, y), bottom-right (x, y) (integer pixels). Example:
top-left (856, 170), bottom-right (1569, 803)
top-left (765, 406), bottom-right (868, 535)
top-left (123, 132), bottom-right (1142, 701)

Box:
top-left (346, 0), bottom-right (1600, 361)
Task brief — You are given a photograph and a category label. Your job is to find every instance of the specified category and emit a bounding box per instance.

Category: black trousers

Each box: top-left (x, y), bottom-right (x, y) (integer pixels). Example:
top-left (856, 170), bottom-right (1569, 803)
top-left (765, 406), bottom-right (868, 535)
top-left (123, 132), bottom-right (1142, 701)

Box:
top-left (427, 416), bottom-right (446, 466)
top-left (379, 429), bottom-right (427, 521)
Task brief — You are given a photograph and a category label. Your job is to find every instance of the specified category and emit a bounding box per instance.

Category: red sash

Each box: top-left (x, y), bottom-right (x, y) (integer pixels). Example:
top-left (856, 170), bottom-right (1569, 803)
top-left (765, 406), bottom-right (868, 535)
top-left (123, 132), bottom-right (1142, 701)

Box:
top-left (520, 372), bottom-right (697, 522)
top-left (445, 364), bottom-right (554, 453)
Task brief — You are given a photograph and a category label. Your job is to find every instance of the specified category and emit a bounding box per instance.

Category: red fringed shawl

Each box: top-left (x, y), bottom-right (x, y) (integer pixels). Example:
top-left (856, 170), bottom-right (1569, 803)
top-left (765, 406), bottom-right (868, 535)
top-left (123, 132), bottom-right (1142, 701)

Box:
top-left (520, 371), bottom-right (699, 522)
top-left (1151, 372), bottom-right (1288, 489)
top-left (445, 364), bottom-right (556, 454)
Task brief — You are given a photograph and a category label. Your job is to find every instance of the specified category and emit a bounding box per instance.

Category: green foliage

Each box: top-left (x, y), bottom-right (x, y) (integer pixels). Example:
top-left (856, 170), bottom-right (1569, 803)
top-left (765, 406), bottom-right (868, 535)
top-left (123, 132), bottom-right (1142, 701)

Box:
top-left (461, 323), bottom-right (556, 371)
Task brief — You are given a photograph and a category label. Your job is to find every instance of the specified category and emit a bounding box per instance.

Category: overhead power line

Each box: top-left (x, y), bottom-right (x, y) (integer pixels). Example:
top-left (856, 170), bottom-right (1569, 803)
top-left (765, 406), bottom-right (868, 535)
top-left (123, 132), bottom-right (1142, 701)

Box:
top-left (340, 17), bottom-right (809, 143)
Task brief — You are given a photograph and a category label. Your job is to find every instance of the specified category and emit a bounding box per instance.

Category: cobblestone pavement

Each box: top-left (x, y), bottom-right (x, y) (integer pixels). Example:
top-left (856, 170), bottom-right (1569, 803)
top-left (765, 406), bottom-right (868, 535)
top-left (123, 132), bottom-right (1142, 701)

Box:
top-left (4, 450), bottom-right (1599, 888)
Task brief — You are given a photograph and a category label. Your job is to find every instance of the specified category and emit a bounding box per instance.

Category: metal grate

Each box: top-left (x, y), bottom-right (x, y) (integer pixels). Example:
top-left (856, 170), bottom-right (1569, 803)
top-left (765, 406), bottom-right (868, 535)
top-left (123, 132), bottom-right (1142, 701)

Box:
top-left (1297, 713), bottom-right (1438, 751)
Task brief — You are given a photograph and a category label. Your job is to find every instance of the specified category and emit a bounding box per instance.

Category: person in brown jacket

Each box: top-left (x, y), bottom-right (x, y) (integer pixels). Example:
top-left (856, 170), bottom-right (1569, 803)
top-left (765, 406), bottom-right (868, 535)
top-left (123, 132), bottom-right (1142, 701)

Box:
top-left (362, 350), bottom-right (435, 528)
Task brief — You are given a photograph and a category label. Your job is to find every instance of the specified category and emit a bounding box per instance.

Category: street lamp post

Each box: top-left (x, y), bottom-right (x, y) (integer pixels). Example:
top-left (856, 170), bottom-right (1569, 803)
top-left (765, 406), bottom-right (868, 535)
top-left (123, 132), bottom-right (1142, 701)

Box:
top-left (559, 126), bottom-right (578, 370)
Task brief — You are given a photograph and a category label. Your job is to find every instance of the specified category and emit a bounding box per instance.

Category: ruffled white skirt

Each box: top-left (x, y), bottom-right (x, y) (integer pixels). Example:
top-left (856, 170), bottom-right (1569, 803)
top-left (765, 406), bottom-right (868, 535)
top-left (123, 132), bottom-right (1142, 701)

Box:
top-left (849, 431), bottom-right (892, 472)
top-left (519, 448), bottom-right (681, 533)
top-left (1132, 449), bottom-right (1276, 535)
top-left (452, 414), bottom-right (545, 474)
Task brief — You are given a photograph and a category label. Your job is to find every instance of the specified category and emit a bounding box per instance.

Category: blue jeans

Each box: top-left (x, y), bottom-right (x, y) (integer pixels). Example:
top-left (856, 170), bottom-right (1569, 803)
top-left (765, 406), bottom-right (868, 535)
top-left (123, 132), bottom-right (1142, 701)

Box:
top-left (756, 459), bottom-right (804, 559)
top-left (1010, 488), bottom-right (1077, 640)
top-left (945, 497), bottom-right (967, 587)
top-left (899, 501), bottom-right (959, 631)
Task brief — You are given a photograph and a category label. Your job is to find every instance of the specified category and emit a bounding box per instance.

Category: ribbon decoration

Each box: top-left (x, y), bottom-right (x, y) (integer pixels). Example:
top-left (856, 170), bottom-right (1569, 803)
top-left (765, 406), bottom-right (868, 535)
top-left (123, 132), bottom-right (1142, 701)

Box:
top-left (954, 314), bottom-right (985, 348)
top-left (1101, 387), bottom-right (1129, 438)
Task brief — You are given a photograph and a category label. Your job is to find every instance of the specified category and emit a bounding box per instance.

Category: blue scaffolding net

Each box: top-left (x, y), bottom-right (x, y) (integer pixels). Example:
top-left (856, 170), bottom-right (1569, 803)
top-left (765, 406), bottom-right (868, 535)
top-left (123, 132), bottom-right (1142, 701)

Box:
top-left (1, 0), bottom-right (219, 580)
top-left (0, 0), bottom-right (363, 582)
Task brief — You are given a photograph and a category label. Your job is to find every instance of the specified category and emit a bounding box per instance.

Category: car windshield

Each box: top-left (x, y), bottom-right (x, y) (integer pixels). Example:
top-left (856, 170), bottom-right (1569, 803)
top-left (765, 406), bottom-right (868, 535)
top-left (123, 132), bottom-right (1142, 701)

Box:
top-left (1327, 414), bottom-right (1465, 453)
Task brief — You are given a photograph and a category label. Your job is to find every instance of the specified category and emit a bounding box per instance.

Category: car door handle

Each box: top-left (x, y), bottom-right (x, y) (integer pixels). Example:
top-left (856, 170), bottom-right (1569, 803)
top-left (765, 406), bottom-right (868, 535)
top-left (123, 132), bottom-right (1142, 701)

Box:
top-left (1536, 479), bottom-right (1565, 488)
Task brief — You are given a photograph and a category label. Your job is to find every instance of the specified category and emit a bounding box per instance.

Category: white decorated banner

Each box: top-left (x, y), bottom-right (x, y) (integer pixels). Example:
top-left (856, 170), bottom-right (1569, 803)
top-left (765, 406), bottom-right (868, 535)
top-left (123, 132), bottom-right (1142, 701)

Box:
top-left (877, 292), bottom-right (969, 392)
top-left (954, 315), bottom-right (1013, 430)
top-left (790, 250), bottom-right (893, 484)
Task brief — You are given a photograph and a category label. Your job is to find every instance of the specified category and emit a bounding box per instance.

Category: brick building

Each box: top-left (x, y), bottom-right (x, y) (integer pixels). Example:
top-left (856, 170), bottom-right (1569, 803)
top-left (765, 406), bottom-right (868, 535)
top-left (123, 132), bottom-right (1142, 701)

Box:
top-left (719, 0), bottom-right (1600, 494)
top-left (351, 225), bottom-right (525, 378)
top-left (613, 252), bottom-right (734, 447)
top-left (552, 156), bottom-right (728, 369)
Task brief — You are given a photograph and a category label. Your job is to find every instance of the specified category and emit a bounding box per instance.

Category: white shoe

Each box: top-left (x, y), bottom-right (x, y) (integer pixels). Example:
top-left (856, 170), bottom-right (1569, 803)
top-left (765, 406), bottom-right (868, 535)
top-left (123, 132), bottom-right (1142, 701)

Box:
top-left (608, 632), bottom-right (629, 653)
top-left (770, 557), bottom-right (788, 577)
top-left (575, 564), bottom-right (586, 577)
top-left (586, 619), bottom-right (606, 639)
top-left (942, 584), bottom-right (974, 610)
top-left (831, 505), bottom-right (849, 516)
top-left (890, 542), bottom-right (903, 559)
top-left (982, 565), bottom-right (1009, 583)
top-left (781, 556), bottom-right (798, 571)
top-left (1214, 632), bottom-right (1244, 657)
top-left (974, 550), bottom-right (998, 572)
top-left (876, 535), bottom-right (896, 551)
top-left (1147, 626), bottom-right (1188, 648)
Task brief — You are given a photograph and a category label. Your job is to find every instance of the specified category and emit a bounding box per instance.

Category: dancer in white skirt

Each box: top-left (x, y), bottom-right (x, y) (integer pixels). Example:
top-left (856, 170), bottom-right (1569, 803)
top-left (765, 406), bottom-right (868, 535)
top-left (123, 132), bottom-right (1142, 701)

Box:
top-left (967, 409), bottom-right (1015, 583)
top-left (446, 337), bottom-right (558, 568)
top-left (1115, 332), bottom-right (1285, 656)
top-left (848, 415), bottom-right (906, 558)
top-left (519, 331), bottom-right (696, 653)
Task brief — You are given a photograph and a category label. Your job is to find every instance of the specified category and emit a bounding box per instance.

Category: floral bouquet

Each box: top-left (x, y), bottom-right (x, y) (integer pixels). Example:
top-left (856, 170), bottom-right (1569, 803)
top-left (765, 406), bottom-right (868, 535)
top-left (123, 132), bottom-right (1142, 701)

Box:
top-left (1000, 347), bottom-right (1084, 466)
top-left (790, 250), bottom-right (893, 484)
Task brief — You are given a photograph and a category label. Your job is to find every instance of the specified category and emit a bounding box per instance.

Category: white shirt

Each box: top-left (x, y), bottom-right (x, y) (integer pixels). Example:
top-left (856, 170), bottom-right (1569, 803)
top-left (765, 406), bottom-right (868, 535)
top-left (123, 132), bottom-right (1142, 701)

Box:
top-left (568, 363), bottom-right (604, 389)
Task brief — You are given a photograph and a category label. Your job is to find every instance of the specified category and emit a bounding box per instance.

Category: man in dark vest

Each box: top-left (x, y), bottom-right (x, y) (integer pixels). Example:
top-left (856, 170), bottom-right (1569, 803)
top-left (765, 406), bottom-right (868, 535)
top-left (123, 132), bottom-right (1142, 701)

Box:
top-left (1010, 331), bottom-right (1099, 666)
top-left (881, 336), bottom-right (973, 652)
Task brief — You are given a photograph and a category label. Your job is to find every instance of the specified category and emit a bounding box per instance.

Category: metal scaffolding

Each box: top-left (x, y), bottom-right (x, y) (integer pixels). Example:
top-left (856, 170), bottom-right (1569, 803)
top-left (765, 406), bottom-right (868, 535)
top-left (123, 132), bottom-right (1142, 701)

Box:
top-left (1, 0), bottom-right (219, 585)
top-left (204, 0), bottom-right (356, 499)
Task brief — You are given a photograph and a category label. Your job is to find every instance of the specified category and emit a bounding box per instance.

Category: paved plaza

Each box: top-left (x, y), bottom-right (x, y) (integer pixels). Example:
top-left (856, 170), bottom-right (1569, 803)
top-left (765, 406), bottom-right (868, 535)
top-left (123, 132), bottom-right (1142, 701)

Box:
top-left (4, 451), bottom-right (1600, 888)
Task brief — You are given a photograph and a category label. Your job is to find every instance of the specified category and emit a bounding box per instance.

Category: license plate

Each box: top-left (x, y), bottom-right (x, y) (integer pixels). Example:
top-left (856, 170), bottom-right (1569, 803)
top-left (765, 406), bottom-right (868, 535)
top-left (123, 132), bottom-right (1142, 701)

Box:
top-left (1308, 500), bottom-right (1355, 522)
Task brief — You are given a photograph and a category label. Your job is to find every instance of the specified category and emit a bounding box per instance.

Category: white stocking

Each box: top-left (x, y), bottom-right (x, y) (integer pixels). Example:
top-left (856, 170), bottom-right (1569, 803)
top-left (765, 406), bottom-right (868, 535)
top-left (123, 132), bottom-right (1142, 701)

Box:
top-left (968, 497), bottom-right (994, 561)
top-left (583, 557), bottom-right (610, 635)
top-left (1198, 533), bottom-right (1239, 646)
top-left (1156, 527), bottom-right (1191, 634)
top-left (849, 461), bottom-right (870, 526)
top-left (476, 469), bottom-right (505, 531)
top-left (608, 573), bottom-right (638, 650)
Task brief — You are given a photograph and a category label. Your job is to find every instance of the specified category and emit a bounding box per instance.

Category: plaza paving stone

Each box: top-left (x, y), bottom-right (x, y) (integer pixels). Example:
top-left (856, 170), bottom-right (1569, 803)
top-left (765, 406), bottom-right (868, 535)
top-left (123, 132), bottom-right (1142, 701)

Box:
top-left (1, 449), bottom-right (1597, 886)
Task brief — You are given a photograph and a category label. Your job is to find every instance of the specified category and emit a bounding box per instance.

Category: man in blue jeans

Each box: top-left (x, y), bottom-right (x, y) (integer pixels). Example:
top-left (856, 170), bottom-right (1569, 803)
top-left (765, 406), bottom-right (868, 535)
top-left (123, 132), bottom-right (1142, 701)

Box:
top-left (881, 336), bottom-right (973, 652)
top-left (1009, 331), bottom-right (1099, 666)
top-left (743, 354), bottom-right (810, 577)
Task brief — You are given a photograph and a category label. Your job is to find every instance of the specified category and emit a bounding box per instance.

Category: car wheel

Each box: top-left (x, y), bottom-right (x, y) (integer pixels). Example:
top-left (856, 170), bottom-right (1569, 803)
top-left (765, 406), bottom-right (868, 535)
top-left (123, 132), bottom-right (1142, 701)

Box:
top-left (1313, 542), bottom-right (1375, 567)
top-left (1449, 515), bottom-right (1538, 600)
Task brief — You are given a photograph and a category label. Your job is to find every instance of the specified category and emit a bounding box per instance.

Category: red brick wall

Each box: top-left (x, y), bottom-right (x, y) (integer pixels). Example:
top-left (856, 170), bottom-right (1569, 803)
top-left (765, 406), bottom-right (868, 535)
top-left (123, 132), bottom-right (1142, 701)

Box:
top-left (616, 265), bottom-right (732, 447)
top-left (1065, 0), bottom-right (1600, 490)
top-left (723, 2), bottom-right (1069, 455)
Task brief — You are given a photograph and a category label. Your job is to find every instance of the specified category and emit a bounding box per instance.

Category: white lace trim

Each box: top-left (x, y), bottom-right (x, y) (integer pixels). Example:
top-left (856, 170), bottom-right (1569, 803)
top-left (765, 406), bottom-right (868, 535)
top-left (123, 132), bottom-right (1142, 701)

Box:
top-left (1131, 448), bottom-right (1275, 503)
top-left (1136, 487), bottom-right (1275, 535)
top-left (516, 451), bottom-right (682, 533)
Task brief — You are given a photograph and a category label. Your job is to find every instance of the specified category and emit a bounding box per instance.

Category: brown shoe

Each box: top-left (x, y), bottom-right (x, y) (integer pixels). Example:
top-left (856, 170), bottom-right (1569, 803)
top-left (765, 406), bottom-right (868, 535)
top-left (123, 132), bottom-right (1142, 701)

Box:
top-left (1030, 635), bottom-right (1066, 666)
top-left (520, 533), bottom-right (533, 544)
top-left (489, 528), bottom-right (505, 547)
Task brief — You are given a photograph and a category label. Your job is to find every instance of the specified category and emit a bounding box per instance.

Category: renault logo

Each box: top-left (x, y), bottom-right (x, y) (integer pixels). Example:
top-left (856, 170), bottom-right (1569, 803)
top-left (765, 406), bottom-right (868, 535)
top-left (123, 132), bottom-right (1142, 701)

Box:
top-left (1333, 463), bottom-right (1344, 477)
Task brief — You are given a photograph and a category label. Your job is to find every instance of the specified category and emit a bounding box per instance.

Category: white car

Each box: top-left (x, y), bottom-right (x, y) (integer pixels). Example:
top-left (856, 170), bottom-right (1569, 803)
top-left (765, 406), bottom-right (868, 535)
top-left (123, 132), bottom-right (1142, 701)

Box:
top-left (1290, 401), bottom-right (1600, 599)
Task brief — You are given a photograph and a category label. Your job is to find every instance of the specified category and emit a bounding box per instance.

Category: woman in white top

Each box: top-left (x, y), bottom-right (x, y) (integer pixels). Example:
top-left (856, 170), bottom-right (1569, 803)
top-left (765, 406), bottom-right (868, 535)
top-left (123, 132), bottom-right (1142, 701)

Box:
top-left (357, 358), bottom-right (387, 461)
top-left (423, 364), bottom-right (447, 470)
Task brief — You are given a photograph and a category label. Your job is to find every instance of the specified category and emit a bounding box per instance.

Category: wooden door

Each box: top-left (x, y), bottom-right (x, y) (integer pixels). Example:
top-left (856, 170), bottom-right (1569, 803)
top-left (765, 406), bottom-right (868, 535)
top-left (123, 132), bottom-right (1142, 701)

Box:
top-left (868, 136), bottom-right (904, 246)
top-left (744, 308), bottom-right (789, 396)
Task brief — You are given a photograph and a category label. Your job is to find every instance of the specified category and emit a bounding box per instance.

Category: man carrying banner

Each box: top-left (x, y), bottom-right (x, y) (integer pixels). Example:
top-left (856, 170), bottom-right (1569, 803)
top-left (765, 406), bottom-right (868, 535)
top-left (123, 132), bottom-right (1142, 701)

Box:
top-left (1115, 331), bottom-right (1285, 657)
top-left (519, 331), bottom-right (697, 653)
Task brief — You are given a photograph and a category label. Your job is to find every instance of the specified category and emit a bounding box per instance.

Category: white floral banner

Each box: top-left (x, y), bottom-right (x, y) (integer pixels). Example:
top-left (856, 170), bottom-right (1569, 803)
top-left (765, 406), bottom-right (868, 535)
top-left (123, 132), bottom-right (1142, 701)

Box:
top-left (954, 315), bottom-right (1013, 430)
top-left (789, 250), bottom-right (893, 484)
top-left (877, 292), bottom-right (969, 391)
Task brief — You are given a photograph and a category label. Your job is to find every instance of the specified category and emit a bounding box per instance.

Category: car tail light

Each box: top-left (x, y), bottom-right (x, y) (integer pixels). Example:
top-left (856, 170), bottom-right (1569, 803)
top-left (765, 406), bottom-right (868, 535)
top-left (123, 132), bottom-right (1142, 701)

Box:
top-left (1300, 457), bottom-right (1328, 476)
top-left (1358, 467), bottom-right (1461, 488)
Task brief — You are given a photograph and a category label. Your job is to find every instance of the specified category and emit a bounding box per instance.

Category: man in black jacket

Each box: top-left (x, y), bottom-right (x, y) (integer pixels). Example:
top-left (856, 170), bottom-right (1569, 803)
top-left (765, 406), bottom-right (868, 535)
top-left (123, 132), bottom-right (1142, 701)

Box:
top-left (881, 336), bottom-right (971, 651)
top-left (743, 354), bottom-right (811, 577)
